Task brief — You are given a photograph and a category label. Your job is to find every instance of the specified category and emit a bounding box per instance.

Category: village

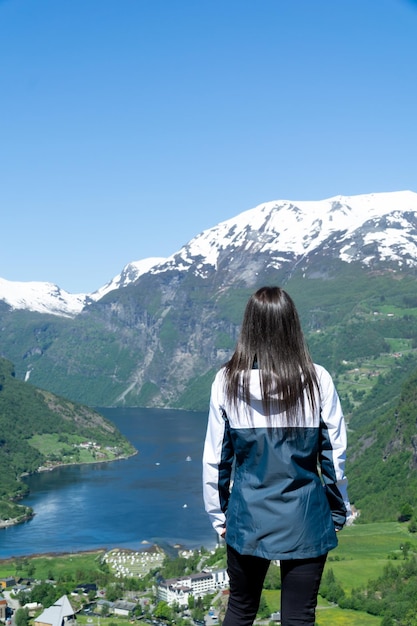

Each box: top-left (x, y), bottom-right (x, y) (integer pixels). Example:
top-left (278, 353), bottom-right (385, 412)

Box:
top-left (0, 546), bottom-right (245, 626)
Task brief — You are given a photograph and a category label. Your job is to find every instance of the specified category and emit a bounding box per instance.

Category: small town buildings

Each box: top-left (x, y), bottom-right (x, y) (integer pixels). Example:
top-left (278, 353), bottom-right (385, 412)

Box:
top-left (157, 569), bottom-right (229, 607)
top-left (34, 595), bottom-right (76, 626)
top-left (95, 599), bottom-right (136, 617)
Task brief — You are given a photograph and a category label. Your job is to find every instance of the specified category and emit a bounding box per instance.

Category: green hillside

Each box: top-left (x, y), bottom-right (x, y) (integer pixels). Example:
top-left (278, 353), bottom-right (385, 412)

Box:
top-left (346, 364), bottom-right (417, 524)
top-left (0, 357), bottom-right (135, 525)
top-left (1, 264), bottom-right (417, 411)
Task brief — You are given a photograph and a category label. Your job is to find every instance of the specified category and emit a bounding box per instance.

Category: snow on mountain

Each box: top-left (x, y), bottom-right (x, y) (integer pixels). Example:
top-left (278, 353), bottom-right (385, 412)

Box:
top-left (90, 257), bottom-right (166, 301)
top-left (151, 190), bottom-right (417, 277)
top-left (1, 191), bottom-right (417, 317)
top-left (0, 257), bottom-right (166, 318)
top-left (0, 278), bottom-right (89, 317)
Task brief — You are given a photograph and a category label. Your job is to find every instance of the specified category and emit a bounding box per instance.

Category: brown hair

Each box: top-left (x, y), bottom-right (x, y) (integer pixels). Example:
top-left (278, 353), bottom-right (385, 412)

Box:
top-left (224, 286), bottom-right (318, 426)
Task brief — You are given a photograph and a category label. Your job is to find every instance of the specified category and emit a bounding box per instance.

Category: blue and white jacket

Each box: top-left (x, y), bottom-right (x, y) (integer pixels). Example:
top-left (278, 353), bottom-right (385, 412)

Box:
top-left (202, 364), bottom-right (351, 560)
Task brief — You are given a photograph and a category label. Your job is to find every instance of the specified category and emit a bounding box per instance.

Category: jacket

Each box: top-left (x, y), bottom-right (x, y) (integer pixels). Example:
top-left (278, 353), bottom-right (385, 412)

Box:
top-left (202, 364), bottom-right (351, 560)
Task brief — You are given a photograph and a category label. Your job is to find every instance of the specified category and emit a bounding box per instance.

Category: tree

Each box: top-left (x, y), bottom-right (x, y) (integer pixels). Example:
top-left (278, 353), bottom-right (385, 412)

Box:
top-left (161, 556), bottom-right (188, 578)
top-left (100, 602), bottom-right (110, 617)
top-left (263, 563), bottom-right (281, 589)
top-left (27, 562), bottom-right (35, 577)
top-left (408, 518), bottom-right (417, 533)
top-left (15, 608), bottom-right (29, 626)
top-left (319, 568), bottom-right (345, 604)
top-left (154, 601), bottom-right (173, 620)
top-left (399, 503), bottom-right (414, 522)
top-left (256, 593), bottom-right (270, 619)
top-left (106, 583), bottom-right (123, 602)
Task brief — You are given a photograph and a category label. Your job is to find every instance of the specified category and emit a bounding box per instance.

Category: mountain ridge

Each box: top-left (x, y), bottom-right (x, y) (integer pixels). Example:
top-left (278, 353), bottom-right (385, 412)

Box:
top-left (1, 190), bottom-right (417, 317)
top-left (1, 189), bottom-right (417, 410)
top-left (148, 189), bottom-right (417, 280)
top-left (0, 257), bottom-right (166, 317)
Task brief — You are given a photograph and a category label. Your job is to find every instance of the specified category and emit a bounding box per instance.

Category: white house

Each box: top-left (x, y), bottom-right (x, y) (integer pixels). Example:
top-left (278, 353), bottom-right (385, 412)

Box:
top-left (157, 569), bottom-right (229, 607)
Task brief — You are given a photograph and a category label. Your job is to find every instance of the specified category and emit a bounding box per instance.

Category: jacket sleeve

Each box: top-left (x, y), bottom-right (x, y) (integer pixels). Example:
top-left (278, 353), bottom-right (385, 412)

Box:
top-left (202, 372), bottom-right (235, 536)
top-left (317, 366), bottom-right (352, 530)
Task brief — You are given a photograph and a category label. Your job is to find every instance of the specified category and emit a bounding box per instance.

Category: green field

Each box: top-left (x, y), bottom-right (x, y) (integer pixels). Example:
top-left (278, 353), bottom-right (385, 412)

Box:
top-left (0, 550), bottom-right (106, 580)
top-left (327, 521), bottom-right (416, 591)
top-left (315, 607), bottom-right (381, 625)
top-left (262, 590), bottom-right (381, 625)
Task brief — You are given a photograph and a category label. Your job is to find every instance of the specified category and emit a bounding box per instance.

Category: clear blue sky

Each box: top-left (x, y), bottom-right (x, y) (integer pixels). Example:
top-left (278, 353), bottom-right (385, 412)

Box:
top-left (1, 0), bottom-right (417, 293)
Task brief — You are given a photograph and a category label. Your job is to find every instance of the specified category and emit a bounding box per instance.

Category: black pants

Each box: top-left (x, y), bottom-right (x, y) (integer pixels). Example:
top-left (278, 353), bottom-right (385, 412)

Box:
top-left (222, 544), bottom-right (327, 626)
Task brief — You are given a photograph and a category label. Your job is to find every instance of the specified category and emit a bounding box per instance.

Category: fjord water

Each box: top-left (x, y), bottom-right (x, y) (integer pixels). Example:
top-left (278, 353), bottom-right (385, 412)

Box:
top-left (0, 408), bottom-right (217, 558)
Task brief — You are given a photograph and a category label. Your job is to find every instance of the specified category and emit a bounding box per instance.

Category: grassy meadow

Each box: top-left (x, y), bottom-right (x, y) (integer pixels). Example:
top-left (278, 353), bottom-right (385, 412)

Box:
top-left (0, 551), bottom-right (106, 580)
top-left (263, 589), bottom-right (382, 626)
top-left (327, 521), bottom-right (417, 590)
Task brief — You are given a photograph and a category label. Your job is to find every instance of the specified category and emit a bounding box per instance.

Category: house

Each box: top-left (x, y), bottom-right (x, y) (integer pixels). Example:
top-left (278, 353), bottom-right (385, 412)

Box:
top-left (23, 603), bottom-right (43, 617)
top-left (0, 578), bottom-right (15, 590)
top-left (16, 578), bottom-right (35, 586)
top-left (113, 600), bottom-right (137, 617)
top-left (157, 569), bottom-right (229, 607)
top-left (71, 583), bottom-right (97, 597)
top-left (95, 599), bottom-right (114, 614)
top-left (12, 584), bottom-right (31, 595)
top-left (34, 595), bottom-right (76, 626)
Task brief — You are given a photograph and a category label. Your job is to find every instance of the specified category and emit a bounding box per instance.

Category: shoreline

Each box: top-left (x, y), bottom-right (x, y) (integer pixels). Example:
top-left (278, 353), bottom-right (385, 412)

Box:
top-left (0, 451), bottom-right (138, 531)
top-left (0, 547), bottom-right (110, 563)
top-left (0, 540), bottom-right (210, 563)
top-left (36, 448), bottom-right (138, 473)
top-left (0, 535), bottom-right (218, 562)
top-left (0, 513), bottom-right (34, 530)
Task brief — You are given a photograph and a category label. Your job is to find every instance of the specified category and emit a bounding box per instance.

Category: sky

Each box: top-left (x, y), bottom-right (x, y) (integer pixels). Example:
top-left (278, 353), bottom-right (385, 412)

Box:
top-left (1, 0), bottom-right (417, 294)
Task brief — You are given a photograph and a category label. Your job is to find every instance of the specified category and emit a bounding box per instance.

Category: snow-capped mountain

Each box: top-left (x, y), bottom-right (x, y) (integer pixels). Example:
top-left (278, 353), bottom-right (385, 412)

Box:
top-left (1, 190), bottom-right (417, 317)
top-left (2, 189), bottom-right (417, 410)
top-left (150, 190), bottom-right (417, 279)
top-left (0, 257), bottom-right (166, 317)
top-left (91, 257), bottom-right (166, 301)
top-left (0, 278), bottom-right (89, 317)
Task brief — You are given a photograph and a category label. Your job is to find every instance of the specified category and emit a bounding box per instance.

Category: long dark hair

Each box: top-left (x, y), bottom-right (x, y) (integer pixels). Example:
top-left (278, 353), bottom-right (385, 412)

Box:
top-left (224, 286), bottom-right (318, 425)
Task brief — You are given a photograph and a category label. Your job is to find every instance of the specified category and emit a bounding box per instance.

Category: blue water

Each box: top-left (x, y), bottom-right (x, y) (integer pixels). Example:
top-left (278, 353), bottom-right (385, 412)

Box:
top-left (0, 407), bottom-right (218, 559)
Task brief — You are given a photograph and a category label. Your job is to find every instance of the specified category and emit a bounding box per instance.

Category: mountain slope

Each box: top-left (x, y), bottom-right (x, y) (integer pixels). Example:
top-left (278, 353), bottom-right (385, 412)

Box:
top-left (0, 190), bottom-right (417, 409)
top-left (0, 357), bottom-right (135, 525)
top-left (347, 363), bottom-right (417, 522)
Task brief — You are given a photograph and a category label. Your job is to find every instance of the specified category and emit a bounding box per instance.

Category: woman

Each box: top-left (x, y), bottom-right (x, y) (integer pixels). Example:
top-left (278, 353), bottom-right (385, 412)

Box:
top-left (202, 286), bottom-right (351, 626)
